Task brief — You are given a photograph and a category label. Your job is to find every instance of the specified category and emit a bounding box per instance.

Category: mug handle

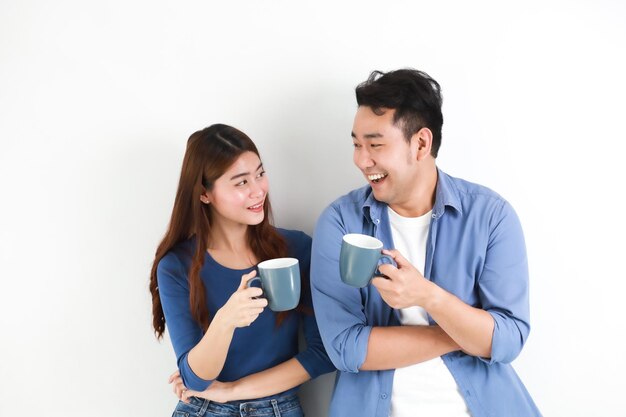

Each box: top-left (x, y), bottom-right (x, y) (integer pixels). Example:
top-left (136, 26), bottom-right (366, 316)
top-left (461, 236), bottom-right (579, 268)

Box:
top-left (375, 254), bottom-right (397, 278)
top-left (246, 275), bottom-right (264, 299)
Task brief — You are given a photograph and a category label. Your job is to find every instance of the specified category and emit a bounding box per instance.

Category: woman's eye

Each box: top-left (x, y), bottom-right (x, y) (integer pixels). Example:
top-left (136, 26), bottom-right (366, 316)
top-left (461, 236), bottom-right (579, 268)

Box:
top-left (257, 171), bottom-right (266, 178)
top-left (353, 143), bottom-right (361, 148)
top-left (236, 180), bottom-right (247, 186)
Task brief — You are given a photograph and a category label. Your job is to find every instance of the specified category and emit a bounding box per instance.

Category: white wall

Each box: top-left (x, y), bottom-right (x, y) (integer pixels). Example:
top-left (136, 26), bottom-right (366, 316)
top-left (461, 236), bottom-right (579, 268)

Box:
top-left (1, 1), bottom-right (625, 416)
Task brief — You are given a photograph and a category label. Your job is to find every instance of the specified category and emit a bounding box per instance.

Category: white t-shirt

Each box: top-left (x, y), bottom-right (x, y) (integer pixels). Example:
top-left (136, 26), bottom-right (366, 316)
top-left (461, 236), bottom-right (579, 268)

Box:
top-left (387, 207), bottom-right (471, 417)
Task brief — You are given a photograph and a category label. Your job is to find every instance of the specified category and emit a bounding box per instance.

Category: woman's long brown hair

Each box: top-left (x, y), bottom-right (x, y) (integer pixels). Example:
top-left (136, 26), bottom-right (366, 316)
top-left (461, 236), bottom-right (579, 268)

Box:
top-left (150, 124), bottom-right (288, 339)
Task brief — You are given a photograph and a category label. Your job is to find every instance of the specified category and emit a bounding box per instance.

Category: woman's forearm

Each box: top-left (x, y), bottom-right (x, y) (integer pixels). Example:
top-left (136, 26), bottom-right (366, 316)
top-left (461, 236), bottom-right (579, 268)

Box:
top-left (230, 358), bottom-right (311, 400)
top-left (187, 310), bottom-right (235, 381)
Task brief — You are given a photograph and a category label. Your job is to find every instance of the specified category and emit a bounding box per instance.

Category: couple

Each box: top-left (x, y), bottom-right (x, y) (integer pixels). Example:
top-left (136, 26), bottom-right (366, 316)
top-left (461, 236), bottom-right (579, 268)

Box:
top-left (149, 69), bottom-right (542, 417)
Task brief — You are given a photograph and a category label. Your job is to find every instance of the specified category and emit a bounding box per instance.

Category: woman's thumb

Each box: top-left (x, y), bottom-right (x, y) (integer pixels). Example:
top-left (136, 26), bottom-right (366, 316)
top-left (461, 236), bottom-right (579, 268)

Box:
top-left (238, 269), bottom-right (257, 290)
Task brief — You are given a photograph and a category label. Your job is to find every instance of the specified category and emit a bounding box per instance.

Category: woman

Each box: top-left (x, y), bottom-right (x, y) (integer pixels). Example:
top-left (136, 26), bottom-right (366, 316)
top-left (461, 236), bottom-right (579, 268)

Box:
top-left (149, 124), bottom-right (334, 417)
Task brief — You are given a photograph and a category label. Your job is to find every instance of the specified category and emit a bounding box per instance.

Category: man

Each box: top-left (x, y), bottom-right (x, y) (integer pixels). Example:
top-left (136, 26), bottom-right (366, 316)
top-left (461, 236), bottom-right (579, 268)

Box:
top-left (310, 69), bottom-right (541, 417)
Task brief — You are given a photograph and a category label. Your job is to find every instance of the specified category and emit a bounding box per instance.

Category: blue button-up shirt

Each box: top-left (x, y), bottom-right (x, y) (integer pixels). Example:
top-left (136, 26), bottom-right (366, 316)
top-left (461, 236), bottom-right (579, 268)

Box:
top-left (311, 169), bottom-right (541, 417)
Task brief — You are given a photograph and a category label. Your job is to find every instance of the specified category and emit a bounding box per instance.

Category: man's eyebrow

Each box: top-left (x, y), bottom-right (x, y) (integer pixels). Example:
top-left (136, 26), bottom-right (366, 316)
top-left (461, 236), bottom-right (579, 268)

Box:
top-left (230, 163), bottom-right (263, 180)
top-left (351, 131), bottom-right (383, 139)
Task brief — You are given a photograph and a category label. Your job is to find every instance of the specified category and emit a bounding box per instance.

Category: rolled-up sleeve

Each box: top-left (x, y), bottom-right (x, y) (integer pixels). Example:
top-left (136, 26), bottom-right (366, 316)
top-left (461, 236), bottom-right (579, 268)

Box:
top-left (478, 200), bottom-right (530, 364)
top-left (292, 232), bottom-right (336, 377)
top-left (310, 205), bottom-right (373, 373)
top-left (157, 253), bottom-right (214, 391)
top-left (295, 305), bottom-right (337, 377)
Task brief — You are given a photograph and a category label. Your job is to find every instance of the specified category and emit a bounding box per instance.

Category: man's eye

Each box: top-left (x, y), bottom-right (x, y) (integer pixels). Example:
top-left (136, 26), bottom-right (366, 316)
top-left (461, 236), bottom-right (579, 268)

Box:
top-left (370, 144), bottom-right (382, 148)
top-left (353, 143), bottom-right (362, 148)
top-left (256, 171), bottom-right (266, 178)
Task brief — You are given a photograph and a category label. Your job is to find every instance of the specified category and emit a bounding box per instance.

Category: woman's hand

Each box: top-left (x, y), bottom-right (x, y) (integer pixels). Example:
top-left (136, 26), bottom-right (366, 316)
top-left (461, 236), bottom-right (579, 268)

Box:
top-left (169, 370), bottom-right (190, 403)
top-left (169, 369), bottom-right (236, 404)
top-left (182, 380), bottom-right (236, 403)
top-left (215, 270), bottom-right (268, 330)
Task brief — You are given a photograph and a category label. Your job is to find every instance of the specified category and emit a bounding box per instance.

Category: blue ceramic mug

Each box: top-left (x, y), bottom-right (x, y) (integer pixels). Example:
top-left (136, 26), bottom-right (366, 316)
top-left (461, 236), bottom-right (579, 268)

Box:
top-left (340, 234), bottom-right (394, 288)
top-left (253, 257), bottom-right (301, 311)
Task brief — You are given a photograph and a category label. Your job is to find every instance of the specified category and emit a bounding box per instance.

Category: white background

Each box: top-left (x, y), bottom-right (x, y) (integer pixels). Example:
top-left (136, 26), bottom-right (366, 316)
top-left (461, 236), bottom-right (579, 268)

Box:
top-left (1, 1), bottom-right (625, 416)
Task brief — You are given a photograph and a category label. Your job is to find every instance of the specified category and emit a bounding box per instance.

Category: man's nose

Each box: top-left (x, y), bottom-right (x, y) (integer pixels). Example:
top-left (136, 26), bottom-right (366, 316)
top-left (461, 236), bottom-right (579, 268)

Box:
top-left (354, 148), bottom-right (374, 170)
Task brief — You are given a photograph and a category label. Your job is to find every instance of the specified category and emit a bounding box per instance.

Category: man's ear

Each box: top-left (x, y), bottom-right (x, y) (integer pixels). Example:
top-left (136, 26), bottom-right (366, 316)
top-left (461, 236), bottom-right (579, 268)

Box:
top-left (411, 127), bottom-right (433, 161)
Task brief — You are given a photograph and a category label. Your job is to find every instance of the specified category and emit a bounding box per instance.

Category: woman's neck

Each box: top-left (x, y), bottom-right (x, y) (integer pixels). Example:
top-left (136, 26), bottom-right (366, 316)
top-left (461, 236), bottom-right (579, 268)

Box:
top-left (208, 220), bottom-right (248, 251)
top-left (207, 219), bottom-right (256, 269)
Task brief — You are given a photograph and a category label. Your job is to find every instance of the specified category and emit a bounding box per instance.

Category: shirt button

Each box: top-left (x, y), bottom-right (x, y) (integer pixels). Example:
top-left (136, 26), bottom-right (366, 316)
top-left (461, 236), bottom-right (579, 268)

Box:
top-left (431, 213), bottom-right (436, 218)
top-left (381, 393), bottom-right (388, 399)
top-left (374, 219), bottom-right (380, 224)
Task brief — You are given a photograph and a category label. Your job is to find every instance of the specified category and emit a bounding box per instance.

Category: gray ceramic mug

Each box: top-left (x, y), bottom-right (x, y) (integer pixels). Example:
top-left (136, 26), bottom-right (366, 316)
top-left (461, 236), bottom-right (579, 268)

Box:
top-left (253, 257), bottom-right (301, 311)
top-left (340, 233), bottom-right (394, 288)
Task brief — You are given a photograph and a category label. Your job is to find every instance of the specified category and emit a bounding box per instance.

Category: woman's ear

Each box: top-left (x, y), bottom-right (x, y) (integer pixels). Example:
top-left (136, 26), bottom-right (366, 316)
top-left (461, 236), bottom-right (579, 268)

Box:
top-left (199, 193), bottom-right (211, 205)
top-left (411, 127), bottom-right (433, 161)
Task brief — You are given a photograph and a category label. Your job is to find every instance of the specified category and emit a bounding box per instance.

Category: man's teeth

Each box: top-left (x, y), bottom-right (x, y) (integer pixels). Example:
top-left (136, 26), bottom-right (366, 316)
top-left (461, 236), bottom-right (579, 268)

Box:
top-left (367, 173), bottom-right (387, 181)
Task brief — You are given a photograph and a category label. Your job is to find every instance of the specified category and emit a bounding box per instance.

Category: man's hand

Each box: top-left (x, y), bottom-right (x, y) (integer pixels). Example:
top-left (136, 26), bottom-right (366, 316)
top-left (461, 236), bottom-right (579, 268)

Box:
top-left (371, 249), bottom-right (437, 309)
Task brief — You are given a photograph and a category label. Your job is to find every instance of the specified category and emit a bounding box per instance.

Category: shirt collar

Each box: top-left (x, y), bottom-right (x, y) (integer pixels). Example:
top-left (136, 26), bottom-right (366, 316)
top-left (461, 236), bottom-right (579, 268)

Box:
top-left (361, 167), bottom-right (462, 222)
top-left (433, 168), bottom-right (462, 218)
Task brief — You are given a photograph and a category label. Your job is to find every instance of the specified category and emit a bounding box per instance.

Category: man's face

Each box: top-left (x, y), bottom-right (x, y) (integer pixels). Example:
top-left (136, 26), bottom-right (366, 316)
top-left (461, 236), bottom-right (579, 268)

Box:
top-left (351, 106), bottom-right (420, 208)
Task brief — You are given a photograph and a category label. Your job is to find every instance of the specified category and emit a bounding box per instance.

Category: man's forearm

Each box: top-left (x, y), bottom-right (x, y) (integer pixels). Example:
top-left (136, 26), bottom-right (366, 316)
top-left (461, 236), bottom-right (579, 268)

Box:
top-left (359, 325), bottom-right (459, 371)
top-left (424, 285), bottom-right (494, 358)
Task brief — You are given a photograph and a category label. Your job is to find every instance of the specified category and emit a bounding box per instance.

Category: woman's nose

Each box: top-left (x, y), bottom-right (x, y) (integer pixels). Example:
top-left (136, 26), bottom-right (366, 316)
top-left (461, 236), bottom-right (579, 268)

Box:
top-left (250, 181), bottom-right (265, 199)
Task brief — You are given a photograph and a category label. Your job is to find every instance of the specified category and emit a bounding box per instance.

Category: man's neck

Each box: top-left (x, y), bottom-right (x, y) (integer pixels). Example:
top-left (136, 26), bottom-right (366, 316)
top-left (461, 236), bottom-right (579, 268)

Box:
top-left (389, 166), bottom-right (438, 217)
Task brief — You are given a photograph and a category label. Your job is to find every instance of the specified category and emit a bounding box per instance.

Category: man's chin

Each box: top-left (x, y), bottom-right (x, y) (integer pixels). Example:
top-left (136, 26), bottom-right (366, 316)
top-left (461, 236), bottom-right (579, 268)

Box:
top-left (370, 189), bottom-right (389, 204)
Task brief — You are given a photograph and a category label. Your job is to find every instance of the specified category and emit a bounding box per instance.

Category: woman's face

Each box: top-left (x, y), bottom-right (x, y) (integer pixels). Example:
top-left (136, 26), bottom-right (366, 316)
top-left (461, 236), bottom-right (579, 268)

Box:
top-left (202, 151), bottom-right (269, 227)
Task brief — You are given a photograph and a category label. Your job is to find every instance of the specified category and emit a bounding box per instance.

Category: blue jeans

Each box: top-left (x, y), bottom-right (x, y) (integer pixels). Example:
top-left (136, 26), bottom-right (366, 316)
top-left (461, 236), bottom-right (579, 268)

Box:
top-left (172, 394), bottom-right (304, 417)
